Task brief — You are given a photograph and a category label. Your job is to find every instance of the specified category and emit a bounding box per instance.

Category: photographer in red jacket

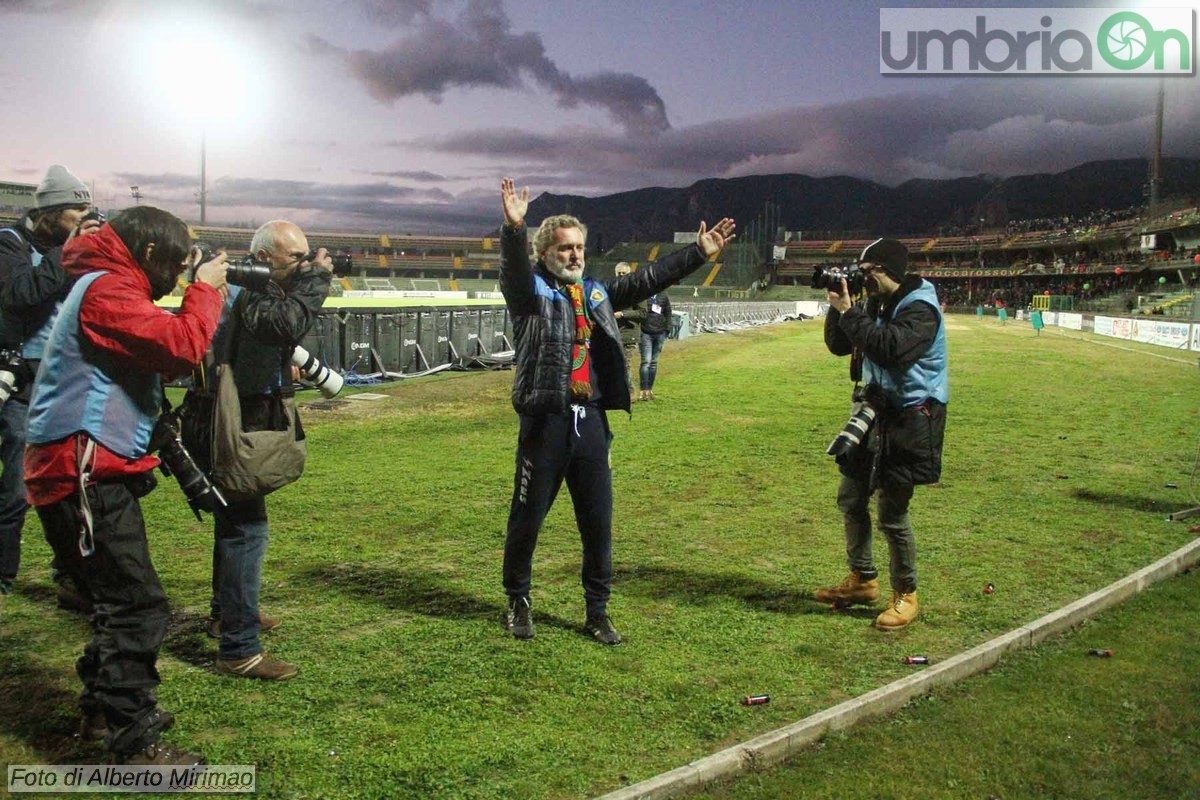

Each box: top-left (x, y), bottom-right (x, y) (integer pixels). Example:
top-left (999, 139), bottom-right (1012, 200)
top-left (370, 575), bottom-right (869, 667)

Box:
top-left (24, 206), bottom-right (227, 764)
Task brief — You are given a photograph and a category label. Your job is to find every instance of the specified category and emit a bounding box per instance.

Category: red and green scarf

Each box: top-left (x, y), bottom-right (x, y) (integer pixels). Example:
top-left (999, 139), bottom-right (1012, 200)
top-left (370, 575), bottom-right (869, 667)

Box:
top-left (564, 282), bottom-right (592, 400)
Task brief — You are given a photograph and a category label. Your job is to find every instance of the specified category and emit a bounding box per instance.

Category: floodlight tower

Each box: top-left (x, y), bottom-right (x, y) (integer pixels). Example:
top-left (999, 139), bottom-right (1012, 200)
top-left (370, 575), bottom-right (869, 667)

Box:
top-left (199, 131), bottom-right (208, 225)
top-left (1148, 79), bottom-right (1165, 216)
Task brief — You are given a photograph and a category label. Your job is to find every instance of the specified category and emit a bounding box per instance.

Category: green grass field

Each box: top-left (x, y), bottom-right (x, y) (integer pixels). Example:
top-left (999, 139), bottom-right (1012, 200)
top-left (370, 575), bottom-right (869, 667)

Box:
top-left (698, 565), bottom-right (1200, 800)
top-left (0, 317), bottom-right (1196, 799)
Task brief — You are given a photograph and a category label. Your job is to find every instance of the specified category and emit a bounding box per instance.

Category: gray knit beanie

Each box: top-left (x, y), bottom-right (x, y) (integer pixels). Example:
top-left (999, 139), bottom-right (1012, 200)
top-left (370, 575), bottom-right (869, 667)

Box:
top-left (35, 165), bottom-right (91, 210)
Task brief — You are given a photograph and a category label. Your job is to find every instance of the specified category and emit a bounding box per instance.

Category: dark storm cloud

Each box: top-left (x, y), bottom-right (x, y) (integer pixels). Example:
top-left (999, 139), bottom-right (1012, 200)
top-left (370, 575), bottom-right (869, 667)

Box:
top-left (367, 169), bottom-right (448, 182)
top-left (111, 172), bottom-right (459, 221)
top-left (0, 0), bottom-right (89, 11)
top-left (0, 0), bottom-right (281, 15)
top-left (313, 0), bottom-right (669, 136)
top-left (114, 173), bottom-right (200, 191)
top-left (411, 79), bottom-right (1200, 189)
top-left (352, 0), bottom-right (432, 26)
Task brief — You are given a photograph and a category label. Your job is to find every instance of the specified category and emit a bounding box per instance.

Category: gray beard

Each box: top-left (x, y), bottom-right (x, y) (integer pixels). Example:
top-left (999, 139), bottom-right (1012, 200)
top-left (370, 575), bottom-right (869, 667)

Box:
top-left (545, 258), bottom-right (584, 284)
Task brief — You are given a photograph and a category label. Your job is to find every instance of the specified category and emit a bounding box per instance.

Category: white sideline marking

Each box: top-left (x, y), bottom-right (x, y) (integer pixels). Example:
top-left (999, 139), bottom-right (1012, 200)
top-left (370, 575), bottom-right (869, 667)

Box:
top-left (594, 535), bottom-right (1200, 800)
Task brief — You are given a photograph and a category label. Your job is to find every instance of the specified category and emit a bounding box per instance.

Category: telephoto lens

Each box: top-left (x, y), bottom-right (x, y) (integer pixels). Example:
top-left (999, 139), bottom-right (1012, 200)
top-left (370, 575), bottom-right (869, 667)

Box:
top-left (826, 401), bottom-right (878, 458)
top-left (291, 345), bottom-right (344, 398)
top-left (302, 250), bottom-right (354, 276)
top-left (225, 262), bottom-right (273, 292)
top-left (151, 414), bottom-right (228, 520)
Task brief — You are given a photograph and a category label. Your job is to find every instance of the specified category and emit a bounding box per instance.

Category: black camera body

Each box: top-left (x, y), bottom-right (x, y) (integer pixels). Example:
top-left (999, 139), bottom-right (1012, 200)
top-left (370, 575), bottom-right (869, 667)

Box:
top-left (0, 348), bottom-right (24, 410)
top-left (812, 264), bottom-right (866, 296)
top-left (151, 410), bottom-right (227, 520)
top-left (191, 243), bottom-right (351, 290)
top-left (191, 243), bottom-right (273, 292)
top-left (305, 250), bottom-right (353, 277)
top-left (81, 209), bottom-right (106, 225)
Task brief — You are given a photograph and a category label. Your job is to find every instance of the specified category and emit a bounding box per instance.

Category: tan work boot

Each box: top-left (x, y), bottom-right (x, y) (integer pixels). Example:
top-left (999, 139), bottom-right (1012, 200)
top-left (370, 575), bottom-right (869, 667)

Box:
top-left (875, 591), bottom-right (919, 630)
top-left (814, 571), bottom-right (880, 607)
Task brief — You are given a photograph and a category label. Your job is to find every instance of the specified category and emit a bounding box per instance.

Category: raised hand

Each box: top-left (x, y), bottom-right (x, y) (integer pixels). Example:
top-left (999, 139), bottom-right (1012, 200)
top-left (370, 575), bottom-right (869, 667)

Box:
top-left (697, 217), bottom-right (736, 258)
top-left (501, 178), bottom-right (529, 227)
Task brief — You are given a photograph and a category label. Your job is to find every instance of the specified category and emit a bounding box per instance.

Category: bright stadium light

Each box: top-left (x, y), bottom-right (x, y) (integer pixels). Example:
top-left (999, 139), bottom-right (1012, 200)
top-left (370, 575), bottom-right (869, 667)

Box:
top-left (126, 7), bottom-right (272, 222)
top-left (130, 9), bottom-right (267, 126)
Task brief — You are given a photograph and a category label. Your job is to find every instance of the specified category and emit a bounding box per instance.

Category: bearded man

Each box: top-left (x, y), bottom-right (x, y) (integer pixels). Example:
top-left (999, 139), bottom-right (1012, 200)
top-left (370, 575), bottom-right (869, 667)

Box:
top-left (496, 178), bottom-right (734, 645)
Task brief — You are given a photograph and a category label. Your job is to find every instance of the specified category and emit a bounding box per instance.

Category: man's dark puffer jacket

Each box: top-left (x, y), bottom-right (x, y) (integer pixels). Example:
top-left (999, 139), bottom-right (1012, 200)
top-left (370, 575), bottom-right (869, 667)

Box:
top-left (500, 223), bottom-right (707, 416)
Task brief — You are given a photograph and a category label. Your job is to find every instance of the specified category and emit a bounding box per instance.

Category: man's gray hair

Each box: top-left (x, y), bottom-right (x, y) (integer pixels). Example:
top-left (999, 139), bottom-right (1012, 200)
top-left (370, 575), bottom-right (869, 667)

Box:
top-left (250, 220), bottom-right (292, 256)
top-left (532, 214), bottom-right (587, 259)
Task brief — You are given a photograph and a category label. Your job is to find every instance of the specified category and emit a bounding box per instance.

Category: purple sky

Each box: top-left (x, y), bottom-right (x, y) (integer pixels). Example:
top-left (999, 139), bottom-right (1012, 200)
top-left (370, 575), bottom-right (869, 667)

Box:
top-left (2, 0), bottom-right (1197, 233)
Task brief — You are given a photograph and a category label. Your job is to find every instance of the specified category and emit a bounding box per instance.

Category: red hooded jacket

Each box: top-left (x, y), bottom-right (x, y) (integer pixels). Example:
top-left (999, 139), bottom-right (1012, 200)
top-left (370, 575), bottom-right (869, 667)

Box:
top-left (24, 225), bottom-right (223, 506)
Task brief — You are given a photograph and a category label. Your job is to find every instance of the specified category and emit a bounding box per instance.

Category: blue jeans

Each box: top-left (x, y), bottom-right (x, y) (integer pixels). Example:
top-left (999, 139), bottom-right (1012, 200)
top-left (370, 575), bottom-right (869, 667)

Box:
top-left (211, 496), bottom-right (269, 659)
top-left (0, 397), bottom-right (30, 583)
top-left (638, 332), bottom-right (668, 391)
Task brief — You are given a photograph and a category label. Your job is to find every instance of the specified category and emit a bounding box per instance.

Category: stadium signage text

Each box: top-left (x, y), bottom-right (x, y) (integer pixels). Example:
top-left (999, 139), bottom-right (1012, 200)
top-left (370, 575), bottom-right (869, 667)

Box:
top-left (880, 8), bottom-right (1194, 74)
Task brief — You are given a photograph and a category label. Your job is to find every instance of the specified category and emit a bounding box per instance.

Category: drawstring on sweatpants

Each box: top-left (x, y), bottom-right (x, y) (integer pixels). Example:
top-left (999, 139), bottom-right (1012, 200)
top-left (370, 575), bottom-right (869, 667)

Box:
top-left (75, 437), bottom-right (98, 557)
top-left (570, 404), bottom-right (587, 437)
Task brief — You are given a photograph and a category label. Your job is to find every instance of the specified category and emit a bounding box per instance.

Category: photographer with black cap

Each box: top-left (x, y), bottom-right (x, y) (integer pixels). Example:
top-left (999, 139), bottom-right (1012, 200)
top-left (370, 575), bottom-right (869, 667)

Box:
top-left (815, 238), bottom-right (948, 630)
top-left (0, 165), bottom-right (100, 608)
top-left (183, 220), bottom-right (331, 681)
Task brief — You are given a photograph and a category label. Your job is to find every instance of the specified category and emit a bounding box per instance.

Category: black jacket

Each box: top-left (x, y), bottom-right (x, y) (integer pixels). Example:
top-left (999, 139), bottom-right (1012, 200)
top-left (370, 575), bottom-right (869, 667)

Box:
top-left (227, 267), bottom-right (332, 399)
top-left (500, 223), bottom-right (707, 416)
top-left (186, 267), bottom-right (331, 453)
top-left (824, 275), bottom-right (946, 488)
top-left (0, 214), bottom-right (73, 352)
top-left (640, 291), bottom-right (672, 335)
top-left (616, 302), bottom-right (645, 347)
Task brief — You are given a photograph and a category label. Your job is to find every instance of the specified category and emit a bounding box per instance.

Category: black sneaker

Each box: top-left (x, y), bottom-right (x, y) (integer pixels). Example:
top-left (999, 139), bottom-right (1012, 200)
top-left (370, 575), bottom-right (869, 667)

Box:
top-left (584, 614), bottom-right (622, 646)
top-left (506, 596), bottom-right (534, 640)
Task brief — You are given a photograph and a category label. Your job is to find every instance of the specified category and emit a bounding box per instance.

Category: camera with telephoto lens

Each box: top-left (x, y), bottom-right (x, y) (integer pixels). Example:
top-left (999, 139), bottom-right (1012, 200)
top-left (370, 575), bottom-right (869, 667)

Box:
top-left (302, 249), bottom-right (353, 277)
top-left (0, 349), bottom-right (24, 411)
top-left (191, 242), bottom-right (273, 292)
top-left (811, 264), bottom-right (865, 296)
top-left (827, 386), bottom-right (878, 458)
top-left (291, 345), bottom-right (344, 398)
top-left (150, 410), bottom-right (227, 520)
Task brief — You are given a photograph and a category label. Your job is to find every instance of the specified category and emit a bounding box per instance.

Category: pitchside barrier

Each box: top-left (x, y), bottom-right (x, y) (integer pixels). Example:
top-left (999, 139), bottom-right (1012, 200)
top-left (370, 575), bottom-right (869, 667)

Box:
top-left (998, 309), bottom-right (1200, 354)
top-left (296, 301), bottom-right (817, 381)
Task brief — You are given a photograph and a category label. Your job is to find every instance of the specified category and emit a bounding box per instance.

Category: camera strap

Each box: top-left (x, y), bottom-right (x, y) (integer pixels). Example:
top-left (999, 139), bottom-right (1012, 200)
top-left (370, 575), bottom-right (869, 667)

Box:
top-left (849, 348), bottom-right (863, 383)
top-left (74, 436), bottom-right (98, 558)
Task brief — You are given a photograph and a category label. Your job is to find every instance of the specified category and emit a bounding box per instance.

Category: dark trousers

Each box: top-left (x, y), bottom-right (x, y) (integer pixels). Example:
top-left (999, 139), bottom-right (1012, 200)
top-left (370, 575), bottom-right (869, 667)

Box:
top-left (0, 396), bottom-right (30, 583)
top-left (503, 406), bottom-right (613, 616)
top-left (37, 479), bottom-right (171, 755)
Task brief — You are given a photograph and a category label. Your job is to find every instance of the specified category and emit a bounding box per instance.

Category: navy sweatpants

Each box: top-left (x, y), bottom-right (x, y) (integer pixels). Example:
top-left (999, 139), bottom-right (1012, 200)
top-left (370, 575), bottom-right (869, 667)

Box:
top-left (503, 405), bottom-right (612, 616)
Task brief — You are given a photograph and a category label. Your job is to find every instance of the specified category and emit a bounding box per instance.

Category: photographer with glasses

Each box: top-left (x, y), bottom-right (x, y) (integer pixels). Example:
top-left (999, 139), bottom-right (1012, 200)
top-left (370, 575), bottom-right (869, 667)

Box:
top-left (816, 238), bottom-right (948, 631)
top-left (23, 206), bottom-right (227, 764)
